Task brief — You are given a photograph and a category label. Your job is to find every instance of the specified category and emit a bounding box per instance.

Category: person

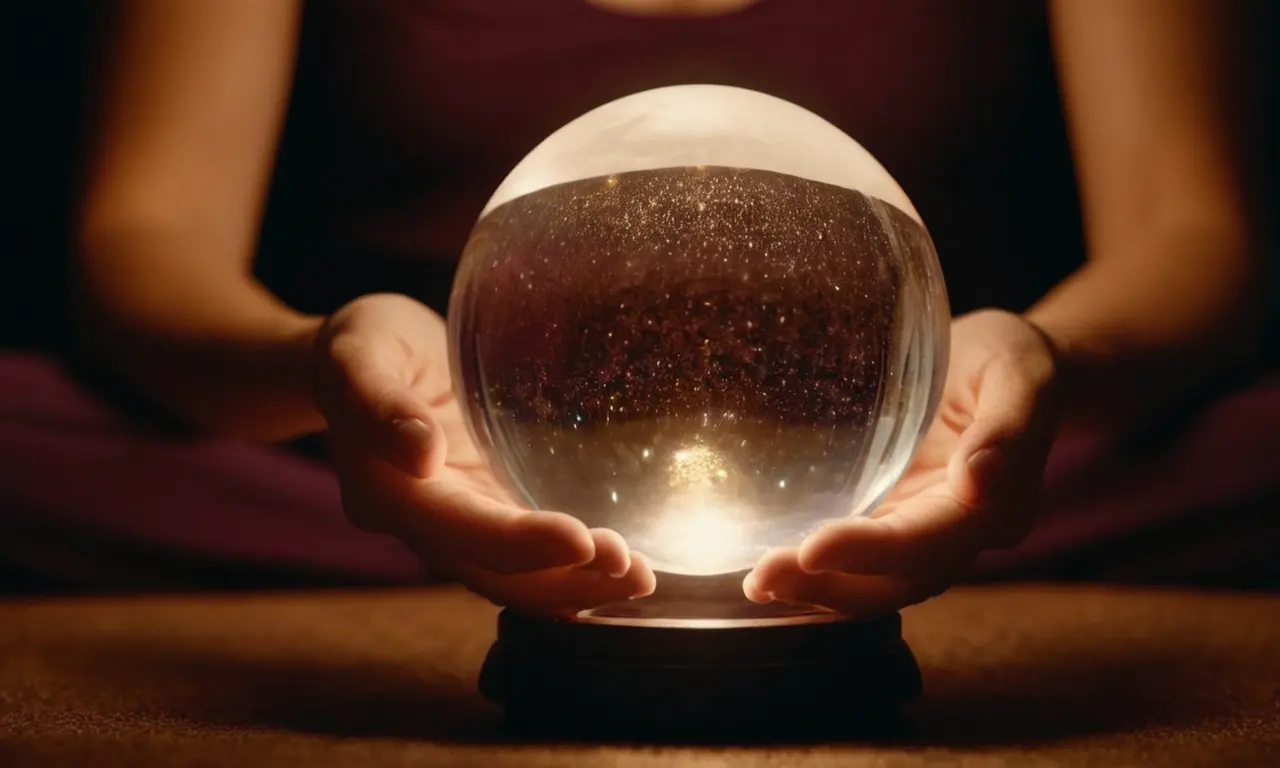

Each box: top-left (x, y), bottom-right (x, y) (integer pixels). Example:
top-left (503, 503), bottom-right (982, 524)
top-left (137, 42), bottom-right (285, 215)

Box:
top-left (1, 0), bottom-right (1272, 611)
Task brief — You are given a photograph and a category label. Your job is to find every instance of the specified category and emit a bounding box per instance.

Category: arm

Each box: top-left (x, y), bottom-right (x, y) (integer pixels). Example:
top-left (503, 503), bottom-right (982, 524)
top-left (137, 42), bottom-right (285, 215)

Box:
top-left (73, 0), bottom-right (324, 441)
top-left (67, 1), bottom-right (656, 610)
top-left (744, 0), bottom-right (1267, 613)
top-left (1030, 0), bottom-right (1264, 431)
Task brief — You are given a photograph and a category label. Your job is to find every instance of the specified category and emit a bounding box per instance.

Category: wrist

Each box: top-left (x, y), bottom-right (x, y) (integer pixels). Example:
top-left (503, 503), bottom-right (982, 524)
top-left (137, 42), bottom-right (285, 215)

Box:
top-left (1019, 313), bottom-right (1097, 429)
top-left (261, 312), bottom-right (328, 438)
top-left (1021, 308), bottom-right (1194, 434)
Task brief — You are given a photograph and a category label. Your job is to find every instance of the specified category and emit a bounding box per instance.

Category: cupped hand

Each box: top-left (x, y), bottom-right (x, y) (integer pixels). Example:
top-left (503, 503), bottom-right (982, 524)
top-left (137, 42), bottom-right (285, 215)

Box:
top-left (313, 293), bottom-right (655, 617)
top-left (744, 310), bottom-right (1060, 618)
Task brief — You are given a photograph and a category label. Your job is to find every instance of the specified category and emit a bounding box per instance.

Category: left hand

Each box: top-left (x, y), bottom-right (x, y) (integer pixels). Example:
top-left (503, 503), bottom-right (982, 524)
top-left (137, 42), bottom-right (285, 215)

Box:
top-left (744, 310), bottom-right (1061, 618)
top-left (314, 294), bottom-right (655, 618)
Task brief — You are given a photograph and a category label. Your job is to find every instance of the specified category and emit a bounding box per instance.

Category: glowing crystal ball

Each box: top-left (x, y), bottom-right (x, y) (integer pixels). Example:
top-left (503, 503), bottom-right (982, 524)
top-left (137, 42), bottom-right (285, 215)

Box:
top-left (449, 85), bottom-right (950, 577)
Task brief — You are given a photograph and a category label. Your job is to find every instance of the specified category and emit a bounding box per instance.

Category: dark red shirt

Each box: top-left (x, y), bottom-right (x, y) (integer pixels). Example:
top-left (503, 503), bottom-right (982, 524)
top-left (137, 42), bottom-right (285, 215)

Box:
top-left (258, 0), bottom-right (1083, 318)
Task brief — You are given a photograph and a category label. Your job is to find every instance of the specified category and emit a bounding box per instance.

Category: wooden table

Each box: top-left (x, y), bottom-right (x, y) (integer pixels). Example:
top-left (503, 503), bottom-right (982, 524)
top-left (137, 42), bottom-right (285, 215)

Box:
top-left (1, 584), bottom-right (1277, 767)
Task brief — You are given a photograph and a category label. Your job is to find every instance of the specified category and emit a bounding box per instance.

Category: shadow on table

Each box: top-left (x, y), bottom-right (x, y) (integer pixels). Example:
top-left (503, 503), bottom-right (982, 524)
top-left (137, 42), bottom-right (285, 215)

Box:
top-left (892, 642), bottom-right (1223, 747)
top-left (51, 638), bottom-right (505, 742)
top-left (53, 630), bottom-right (1227, 749)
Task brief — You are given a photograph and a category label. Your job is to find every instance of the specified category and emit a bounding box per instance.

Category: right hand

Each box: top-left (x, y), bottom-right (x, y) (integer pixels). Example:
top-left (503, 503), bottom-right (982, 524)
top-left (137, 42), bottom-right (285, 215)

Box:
top-left (312, 293), bottom-right (655, 617)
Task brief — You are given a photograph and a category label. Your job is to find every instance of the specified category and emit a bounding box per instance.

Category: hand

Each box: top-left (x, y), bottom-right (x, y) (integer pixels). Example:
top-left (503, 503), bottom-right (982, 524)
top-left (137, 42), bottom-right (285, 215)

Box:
top-left (744, 310), bottom-right (1060, 618)
top-left (313, 293), bottom-right (655, 617)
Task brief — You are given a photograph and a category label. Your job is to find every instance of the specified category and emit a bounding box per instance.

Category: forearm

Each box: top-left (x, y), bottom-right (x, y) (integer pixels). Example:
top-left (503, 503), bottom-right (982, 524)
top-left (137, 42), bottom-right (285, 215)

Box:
top-left (74, 224), bottom-right (327, 442)
top-left (1025, 226), bottom-right (1263, 432)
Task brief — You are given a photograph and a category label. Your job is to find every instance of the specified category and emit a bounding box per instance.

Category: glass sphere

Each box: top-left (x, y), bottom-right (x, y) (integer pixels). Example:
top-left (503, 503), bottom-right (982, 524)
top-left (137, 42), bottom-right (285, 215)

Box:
top-left (449, 85), bottom-right (949, 577)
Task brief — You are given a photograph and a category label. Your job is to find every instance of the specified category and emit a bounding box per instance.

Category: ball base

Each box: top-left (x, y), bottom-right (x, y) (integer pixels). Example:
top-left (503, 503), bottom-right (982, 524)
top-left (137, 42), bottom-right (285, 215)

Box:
top-left (478, 607), bottom-right (921, 740)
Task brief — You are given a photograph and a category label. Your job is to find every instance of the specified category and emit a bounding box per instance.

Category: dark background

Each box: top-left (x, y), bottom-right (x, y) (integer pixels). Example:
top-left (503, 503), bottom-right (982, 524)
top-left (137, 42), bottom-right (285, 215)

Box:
top-left (2, 2), bottom-right (1276, 359)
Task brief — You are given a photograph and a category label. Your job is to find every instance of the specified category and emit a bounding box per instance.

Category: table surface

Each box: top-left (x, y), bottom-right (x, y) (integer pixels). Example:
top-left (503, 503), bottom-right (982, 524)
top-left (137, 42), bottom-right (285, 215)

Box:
top-left (1, 583), bottom-right (1278, 768)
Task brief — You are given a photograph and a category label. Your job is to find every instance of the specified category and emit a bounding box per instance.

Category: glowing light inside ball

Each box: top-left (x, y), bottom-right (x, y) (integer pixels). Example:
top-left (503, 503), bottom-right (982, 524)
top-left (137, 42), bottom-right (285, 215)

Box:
top-left (449, 85), bottom-right (950, 576)
top-left (647, 494), bottom-right (749, 576)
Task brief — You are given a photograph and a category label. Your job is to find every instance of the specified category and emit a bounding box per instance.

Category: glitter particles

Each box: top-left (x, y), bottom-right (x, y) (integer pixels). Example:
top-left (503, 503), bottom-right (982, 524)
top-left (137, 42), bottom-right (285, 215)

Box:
top-left (451, 166), bottom-right (948, 575)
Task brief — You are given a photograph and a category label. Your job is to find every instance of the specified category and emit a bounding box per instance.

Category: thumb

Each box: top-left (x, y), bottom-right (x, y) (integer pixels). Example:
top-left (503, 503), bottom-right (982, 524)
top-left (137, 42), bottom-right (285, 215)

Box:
top-left (318, 335), bottom-right (445, 478)
top-left (949, 353), bottom-right (1057, 507)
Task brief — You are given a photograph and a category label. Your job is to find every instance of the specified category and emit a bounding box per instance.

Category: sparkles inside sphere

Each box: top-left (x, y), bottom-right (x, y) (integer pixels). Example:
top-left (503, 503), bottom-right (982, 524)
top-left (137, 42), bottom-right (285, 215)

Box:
top-left (449, 85), bottom-right (950, 577)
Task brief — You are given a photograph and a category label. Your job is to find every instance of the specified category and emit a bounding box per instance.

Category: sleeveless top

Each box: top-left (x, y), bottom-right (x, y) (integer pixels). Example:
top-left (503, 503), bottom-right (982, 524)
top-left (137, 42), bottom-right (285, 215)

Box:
top-left (257, 0), bottom-right (1084, 319)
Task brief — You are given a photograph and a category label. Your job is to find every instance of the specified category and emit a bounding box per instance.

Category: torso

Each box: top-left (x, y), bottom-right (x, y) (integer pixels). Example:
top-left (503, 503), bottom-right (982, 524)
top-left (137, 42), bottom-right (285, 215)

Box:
top-left (258, 0), bottom-right (1083, 318)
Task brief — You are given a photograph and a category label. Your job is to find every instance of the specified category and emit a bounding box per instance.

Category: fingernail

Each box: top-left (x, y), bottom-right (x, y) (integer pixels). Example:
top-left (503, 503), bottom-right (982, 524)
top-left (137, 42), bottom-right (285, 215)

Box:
top-left (578, 557), bottom-right (629, 579)
top-left (608, 551), bottom-right (632, 578)
top-left (750, 590), bottom-right (784, 606)
top-left (800, 557), bottom-right (836, 575)
top-left (742, 573), bottom-right (774, 603)
top-left (800, 542), bottom-right (848, 575)
top-left (390, 418), bottom-right (433, 474)
top-left (393, 417), bottom-right (433, 444)
top-left (966, 448), bottom-right (1005, 495)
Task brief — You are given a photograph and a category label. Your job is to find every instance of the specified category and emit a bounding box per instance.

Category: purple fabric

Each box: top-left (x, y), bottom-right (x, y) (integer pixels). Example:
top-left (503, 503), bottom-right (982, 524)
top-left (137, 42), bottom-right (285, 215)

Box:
top-left (267, 0), bottom-right (1080, 321)
top-left (1, 352), bottom-right (1277, 593)
top-left (974, 377), bottom-right (1280, 587)
top-left (0, 353), bottom-right (421, 593)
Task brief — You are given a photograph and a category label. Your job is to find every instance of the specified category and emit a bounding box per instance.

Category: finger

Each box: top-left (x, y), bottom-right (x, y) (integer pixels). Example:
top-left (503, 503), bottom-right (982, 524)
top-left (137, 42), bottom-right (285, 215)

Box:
top-left (746, 548), bottom-right (952, 619)
top-left (402, 477), bottom-right (597, 574)
top-left (950, 352), bottom-right (1056, 507)
top-left (941, 354), bottom-right (1054, 549)
top-left (796, 493), bottom-right (986, 575)
top-left (322, 332), bottom-right (443, 478)
top-left (460, 552), bottom-right (657, 618)
top-left (578, 528), bottom-right (632, 578)
top-left (742, 547), bottom-right (797, 603)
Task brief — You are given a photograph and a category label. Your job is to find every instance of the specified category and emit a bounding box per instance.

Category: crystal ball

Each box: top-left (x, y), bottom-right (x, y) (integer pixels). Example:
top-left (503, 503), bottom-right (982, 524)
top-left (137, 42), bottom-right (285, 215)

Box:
top-left (449, 85), bottom-right (950, 577)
